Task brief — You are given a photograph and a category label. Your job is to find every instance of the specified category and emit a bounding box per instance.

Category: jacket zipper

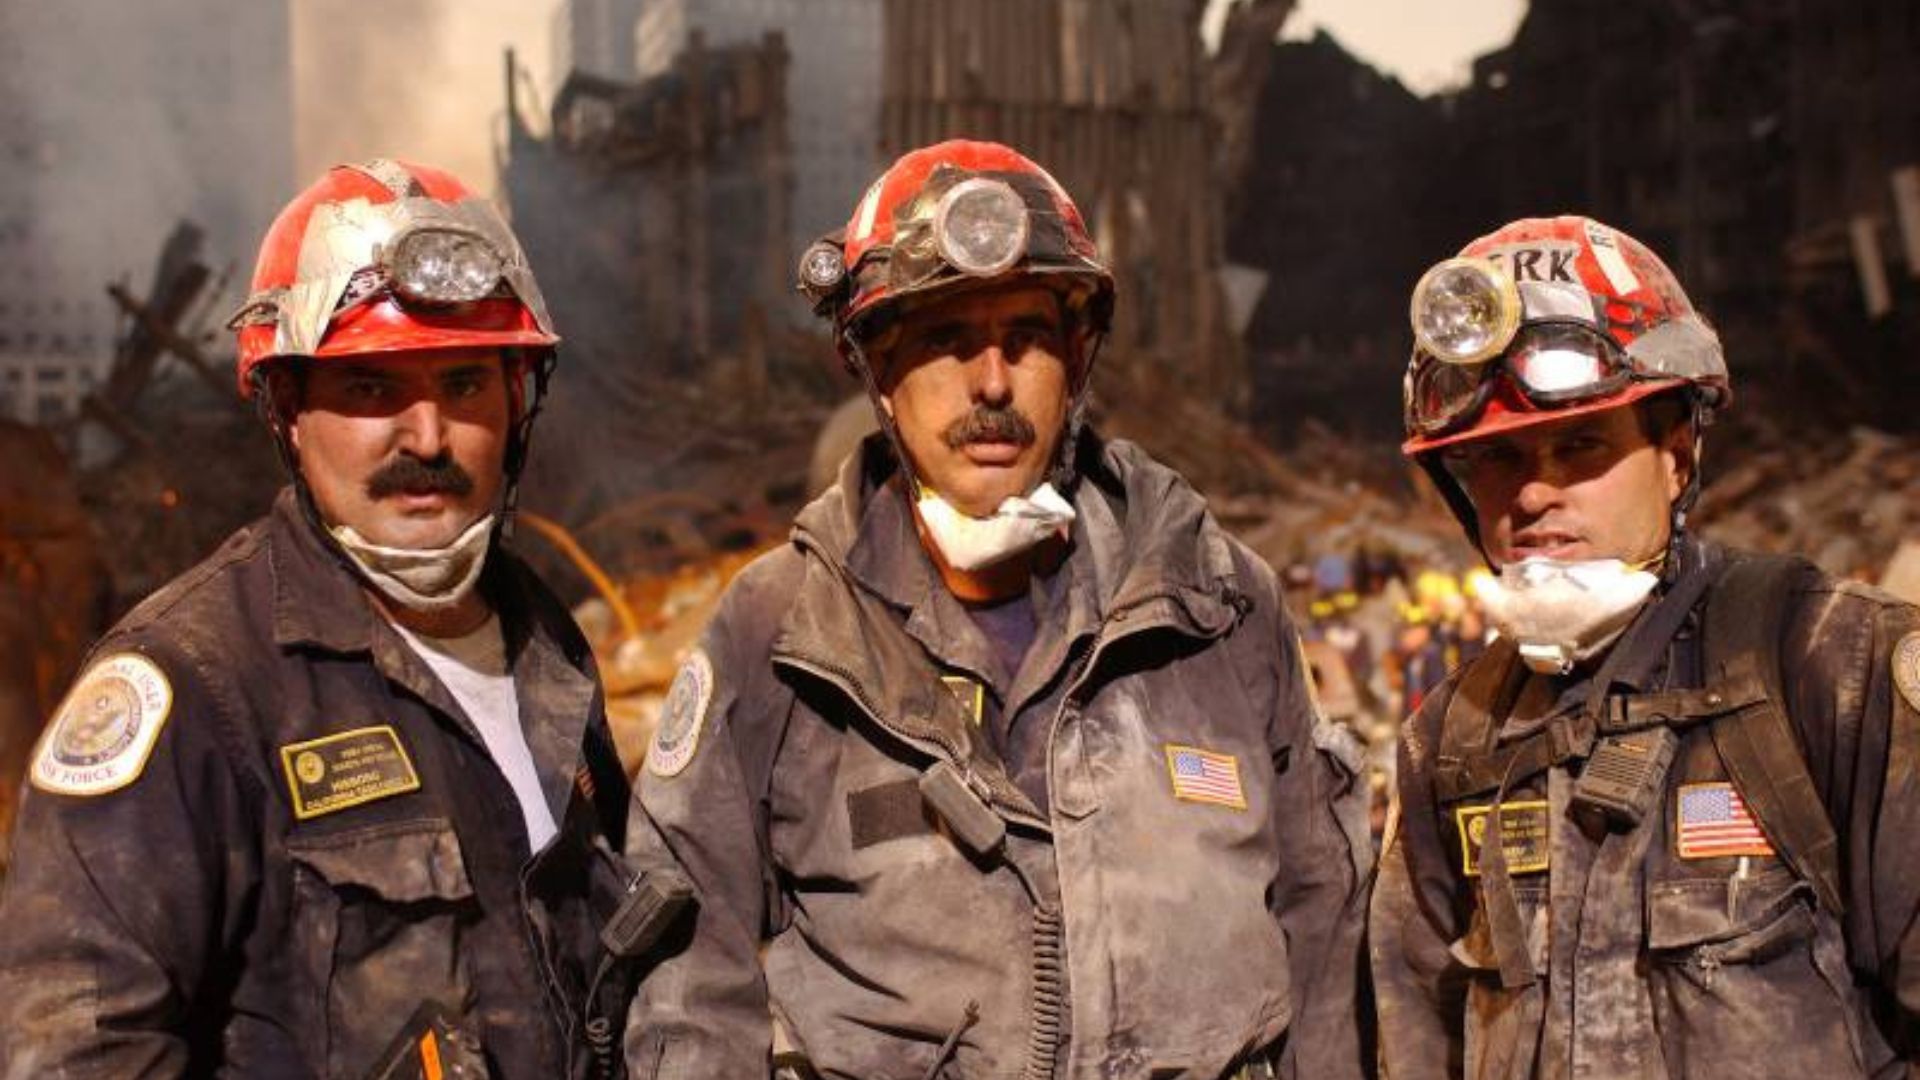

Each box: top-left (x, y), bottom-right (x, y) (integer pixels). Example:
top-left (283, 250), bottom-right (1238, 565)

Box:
top-left (774, 651), bottom-right (1046, 830)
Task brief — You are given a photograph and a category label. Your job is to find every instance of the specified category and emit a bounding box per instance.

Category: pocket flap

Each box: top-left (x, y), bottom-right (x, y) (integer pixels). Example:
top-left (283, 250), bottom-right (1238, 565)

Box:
top-left (287, 818), bottom-right (474, 903)
top-left (1647, 864), bottom-right (1809, 951)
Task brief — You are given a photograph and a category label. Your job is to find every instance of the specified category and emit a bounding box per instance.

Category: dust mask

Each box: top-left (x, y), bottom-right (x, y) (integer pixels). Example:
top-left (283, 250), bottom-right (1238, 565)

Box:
top-left (330, 514), bottom-right (495, 613)
top-left (1478, 557), bottom-right (1659, 675)
top-left (916, 484), bottom-right (1075, 572)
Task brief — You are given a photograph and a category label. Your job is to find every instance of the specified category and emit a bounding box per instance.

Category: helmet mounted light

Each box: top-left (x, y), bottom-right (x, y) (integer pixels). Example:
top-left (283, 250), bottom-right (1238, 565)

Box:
top-left (388, 226), bottom-right (506, 305)
top-left (932, 177), bottom-right (1030, 277)
top-left (1410, 257), bottom-right (1522, 366)
top-left (796, 238), bottom-right (849, 314)
top-left (228, 180), bottom-right (555, 365)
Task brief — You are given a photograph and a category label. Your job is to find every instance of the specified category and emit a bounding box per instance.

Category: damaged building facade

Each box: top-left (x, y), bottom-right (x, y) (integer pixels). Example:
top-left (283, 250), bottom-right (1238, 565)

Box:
top-left (505, 0), bottom-right (1253, 533)
top-left (1231, 0), bottom-right (1920, 438)
top-left (507, 34), bottom-right (794, 383)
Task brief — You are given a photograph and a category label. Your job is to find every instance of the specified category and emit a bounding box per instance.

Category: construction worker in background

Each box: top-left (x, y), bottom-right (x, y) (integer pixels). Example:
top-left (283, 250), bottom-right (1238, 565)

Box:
top-left (0, 160), bottom-right (680, 1079)
top-left (1371, 216), bottom-right (1920, 1078)
top-left (1389, 598), bottom-right (1450, 716)
top-left (622, 139), bottom-right (1371, 1078)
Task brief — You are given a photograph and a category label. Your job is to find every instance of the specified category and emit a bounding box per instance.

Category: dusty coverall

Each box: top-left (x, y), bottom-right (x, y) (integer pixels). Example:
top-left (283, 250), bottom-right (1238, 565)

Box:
top-left (625, 434), bottom-right (1373, 1079)
top-left (0, 491), bottom-right (638, 1079)
top-left (1371, 537), bottom-right (1920, 1079)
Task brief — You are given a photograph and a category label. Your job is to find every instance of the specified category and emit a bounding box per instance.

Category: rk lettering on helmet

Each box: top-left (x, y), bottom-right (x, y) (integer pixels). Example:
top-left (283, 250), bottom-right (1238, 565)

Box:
top-left (1478, 242), bottom-right (1580, 285)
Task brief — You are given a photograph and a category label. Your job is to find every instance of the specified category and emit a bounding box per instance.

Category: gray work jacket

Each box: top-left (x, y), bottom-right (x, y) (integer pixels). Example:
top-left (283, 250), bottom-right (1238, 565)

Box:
top-left (625, 434), bottom-right (1371, 1079)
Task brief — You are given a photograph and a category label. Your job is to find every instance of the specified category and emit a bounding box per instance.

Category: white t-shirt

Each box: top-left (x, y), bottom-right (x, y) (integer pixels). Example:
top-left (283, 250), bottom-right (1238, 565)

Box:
top-left (390, 614), bottom-right (560, 853)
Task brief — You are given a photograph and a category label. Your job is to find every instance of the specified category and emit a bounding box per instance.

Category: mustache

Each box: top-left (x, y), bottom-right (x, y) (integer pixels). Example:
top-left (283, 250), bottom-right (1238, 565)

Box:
top-left (365, 454), bottom-right (475, 500)
top-left (941, 404), bottom-right (1037, 450)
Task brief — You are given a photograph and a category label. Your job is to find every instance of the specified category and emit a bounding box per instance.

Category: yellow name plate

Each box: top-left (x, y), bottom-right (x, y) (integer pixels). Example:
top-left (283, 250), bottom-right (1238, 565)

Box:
top-left (1456, 799), bottom-right (1552, 877)
top-left (281, 725), bottom-right (422, 820)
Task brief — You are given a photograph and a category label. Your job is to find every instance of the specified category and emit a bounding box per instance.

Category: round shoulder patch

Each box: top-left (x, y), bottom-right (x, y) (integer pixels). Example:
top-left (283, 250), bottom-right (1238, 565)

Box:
top-left (648, 649), bottom-right (714, 779)
top-left (32, 652), bottom-right (174, 796)
top-left (1893, 632), bottom-right (1920, 714)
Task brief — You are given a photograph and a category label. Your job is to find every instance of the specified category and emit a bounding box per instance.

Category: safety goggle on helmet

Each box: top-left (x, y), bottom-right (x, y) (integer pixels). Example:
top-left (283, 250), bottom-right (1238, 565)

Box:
top-left (796, 139), bottom-right (1114, 350)
top-left (1400, 216), bottom-right (1730, 454)
top-left (228, 159), bottom-right (557, 398)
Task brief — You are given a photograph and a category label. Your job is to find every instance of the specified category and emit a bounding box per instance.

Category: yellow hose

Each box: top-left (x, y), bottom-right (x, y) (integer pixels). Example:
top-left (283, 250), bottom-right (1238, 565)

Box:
top-left (518, 511), bottom-right (642, 642)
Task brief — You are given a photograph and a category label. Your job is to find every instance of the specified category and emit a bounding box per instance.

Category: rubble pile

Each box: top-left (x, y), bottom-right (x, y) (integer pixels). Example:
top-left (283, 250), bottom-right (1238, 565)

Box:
top-left (570, 546), bottom-right (773, 774)
top-left (1696, 422), bottom-right (1920, 586)
top-left (1096, 364), bottom-right (1466, 570)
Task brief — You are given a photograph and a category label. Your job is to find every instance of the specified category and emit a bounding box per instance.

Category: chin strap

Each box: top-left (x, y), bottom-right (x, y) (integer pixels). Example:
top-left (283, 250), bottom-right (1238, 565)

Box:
top-left (1659, 398), bottom-right (1709, 586)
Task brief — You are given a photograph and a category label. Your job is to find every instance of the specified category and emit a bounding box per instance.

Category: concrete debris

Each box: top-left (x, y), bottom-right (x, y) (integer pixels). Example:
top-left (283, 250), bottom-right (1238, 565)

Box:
top-left (1694, 424), bottom-right (1920, 582)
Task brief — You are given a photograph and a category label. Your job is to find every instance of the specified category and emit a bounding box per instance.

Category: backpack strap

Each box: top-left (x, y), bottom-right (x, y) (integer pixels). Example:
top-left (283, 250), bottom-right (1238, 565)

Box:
top-left (1700, 553), bottom-right (1845, 916)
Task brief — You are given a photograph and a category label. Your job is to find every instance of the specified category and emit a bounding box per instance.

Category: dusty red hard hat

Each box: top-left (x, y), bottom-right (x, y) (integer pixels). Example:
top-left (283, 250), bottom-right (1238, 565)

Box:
top-left (229, 159), bottom-right (557, 397)
top-left (796, 139), bottom-right (1114, 346)
top-left (1400, 215), bottom-right (1728, 456)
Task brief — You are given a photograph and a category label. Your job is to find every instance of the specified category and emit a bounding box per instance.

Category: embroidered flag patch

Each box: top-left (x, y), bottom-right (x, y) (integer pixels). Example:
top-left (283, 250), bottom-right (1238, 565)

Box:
top-left (1675, 782), bottom-right (1774, 859)
top-left (1164, 744), bottom-right (1246, 809)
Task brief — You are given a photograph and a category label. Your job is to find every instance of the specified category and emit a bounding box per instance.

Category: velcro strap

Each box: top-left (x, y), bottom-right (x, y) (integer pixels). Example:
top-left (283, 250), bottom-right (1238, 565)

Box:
top-left (847, 779), bottom-right (933, 850)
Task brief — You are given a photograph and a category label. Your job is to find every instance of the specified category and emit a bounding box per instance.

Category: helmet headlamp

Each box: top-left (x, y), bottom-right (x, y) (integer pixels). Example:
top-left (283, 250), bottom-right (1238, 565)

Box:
top-left (796, 238), bottom-right (849, 315)
top-left (1410, 257), bottom-right (1522, 365)
top-left (388, 227), bottom-right (505, 305)
top-left (933, 177), bottom-right (1030, 277)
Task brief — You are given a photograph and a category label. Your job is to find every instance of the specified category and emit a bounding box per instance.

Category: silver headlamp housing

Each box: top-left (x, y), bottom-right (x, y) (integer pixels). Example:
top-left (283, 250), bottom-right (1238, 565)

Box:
top-left (932, 177), bottom-right (1031, 278)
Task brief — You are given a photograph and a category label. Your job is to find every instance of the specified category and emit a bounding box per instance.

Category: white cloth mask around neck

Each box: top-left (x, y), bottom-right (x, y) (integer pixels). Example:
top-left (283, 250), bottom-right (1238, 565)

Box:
top-left (915, 483), bottom-right (1076, 572)
top-left (1477, 556), bottom-right (1660, 675)
top-left (330, 513), bottom-right (495, 613)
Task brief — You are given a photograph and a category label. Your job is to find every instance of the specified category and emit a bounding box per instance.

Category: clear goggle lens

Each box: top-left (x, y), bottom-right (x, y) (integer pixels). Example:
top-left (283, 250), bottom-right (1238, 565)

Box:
top-left (934, 178), bottom-right (1030, 277)
top-left (1409, 322), bottom-right (1631, 435)
top-left (1410, 257), bottom-right (1522, 365)
top-left (391, 228), bottom-right (504, 304)
top-left (1505, 323), bottom-right (1627, 400)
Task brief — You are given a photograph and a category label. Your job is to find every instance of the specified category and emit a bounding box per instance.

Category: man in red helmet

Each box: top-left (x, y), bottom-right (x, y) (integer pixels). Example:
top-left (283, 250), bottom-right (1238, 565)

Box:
top-left (621, 140), bottom-right (1369, 1078)
top-left (1371, 217), bottom-right (1920, 1078)
top-left (0, 160), bottom-right (680, 1079)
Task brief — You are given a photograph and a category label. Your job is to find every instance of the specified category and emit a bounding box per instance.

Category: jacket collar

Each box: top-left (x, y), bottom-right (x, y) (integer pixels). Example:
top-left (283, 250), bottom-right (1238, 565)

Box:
top-left (778, 434), bottom-right (1244, 777)
top-left (795, 431), bottom-right (1244, 645)
top-left (268, 486), bottom-right (386, 654)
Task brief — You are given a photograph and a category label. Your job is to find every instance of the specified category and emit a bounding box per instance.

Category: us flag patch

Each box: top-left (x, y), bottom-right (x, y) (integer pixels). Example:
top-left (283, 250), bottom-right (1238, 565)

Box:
top-left (1164, 744), bottom-right (1246, 810)
top-left (1675, 782), bottom-right (1775, 859)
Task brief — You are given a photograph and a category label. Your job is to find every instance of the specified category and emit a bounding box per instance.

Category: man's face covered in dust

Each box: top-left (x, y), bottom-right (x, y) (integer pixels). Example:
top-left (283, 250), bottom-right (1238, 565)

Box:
top-left (877, 283), bottom-right (1077, 517)
top-left (288, 347), bottom-right (511, 550)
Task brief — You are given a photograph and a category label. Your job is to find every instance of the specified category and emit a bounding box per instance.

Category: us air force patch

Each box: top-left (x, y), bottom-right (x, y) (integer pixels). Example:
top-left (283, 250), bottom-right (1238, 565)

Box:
top-left (1894, 632), bottom-right (1920, 713)
top-left (32, 653), bottom-right (173, 796)
top-left (648, 649), bottom-right (713, 778)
